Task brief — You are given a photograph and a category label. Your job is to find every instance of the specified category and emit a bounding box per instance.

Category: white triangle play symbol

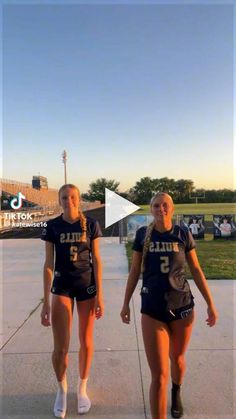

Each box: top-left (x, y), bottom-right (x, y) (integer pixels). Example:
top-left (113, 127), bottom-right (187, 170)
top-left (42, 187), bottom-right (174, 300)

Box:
top-left (105, 188), bottom-right (140, 228)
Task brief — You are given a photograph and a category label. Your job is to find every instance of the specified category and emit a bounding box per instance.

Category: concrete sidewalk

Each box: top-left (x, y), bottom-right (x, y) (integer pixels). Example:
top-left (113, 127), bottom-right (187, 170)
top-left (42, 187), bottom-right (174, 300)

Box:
top-left (1, 238), bottom-right (235, 418)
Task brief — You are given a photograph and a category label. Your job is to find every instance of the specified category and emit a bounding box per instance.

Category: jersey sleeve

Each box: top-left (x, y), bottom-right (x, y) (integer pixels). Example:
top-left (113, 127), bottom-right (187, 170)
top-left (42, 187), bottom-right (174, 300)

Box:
top-left (132, 227), bottom-right (145, 252)
top-left (185, 230), bottom-right (196, 253)
top-left (41, 221), bottom-right (55, 243)
top-left (89, 219), bottom-right (103, 240)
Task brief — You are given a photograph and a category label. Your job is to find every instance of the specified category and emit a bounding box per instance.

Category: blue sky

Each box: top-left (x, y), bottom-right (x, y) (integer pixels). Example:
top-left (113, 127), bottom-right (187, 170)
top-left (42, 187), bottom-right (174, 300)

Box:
top-left (2, 0), bottom-right (234, 193)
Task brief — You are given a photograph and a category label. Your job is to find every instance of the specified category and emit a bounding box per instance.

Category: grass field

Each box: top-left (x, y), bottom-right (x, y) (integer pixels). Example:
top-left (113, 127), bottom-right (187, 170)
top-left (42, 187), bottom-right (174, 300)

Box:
top-left (137, 203), bottom-right (235, 219)
top-left (125, 239), bottom-right (236, 279)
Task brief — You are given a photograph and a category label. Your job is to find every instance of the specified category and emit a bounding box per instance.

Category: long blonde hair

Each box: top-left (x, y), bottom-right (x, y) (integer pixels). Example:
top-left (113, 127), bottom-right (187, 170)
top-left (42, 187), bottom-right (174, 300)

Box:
top-left (141, 220), bottom-right (155, 273)
top-left (141, 192), bottom-right (173, 273)
top-left (58, 184), bottom-right (87, 242)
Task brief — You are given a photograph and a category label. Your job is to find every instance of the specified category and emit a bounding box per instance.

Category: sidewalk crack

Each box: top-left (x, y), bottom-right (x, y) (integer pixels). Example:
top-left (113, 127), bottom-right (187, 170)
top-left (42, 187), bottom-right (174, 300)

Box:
top-left (0, 300), bottom-right (42, 351)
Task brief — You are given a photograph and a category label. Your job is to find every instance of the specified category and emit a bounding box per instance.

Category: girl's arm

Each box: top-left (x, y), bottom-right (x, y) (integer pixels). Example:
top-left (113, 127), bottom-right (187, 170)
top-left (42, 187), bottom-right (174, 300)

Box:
top-left (120, 251), bottom-right (142, 324)
top-left (91, 238), bottom-right (104, 319)
top-left (186, 249), bottom-right (218, 327)
top-left (41, 241), bottom-right (54, 326)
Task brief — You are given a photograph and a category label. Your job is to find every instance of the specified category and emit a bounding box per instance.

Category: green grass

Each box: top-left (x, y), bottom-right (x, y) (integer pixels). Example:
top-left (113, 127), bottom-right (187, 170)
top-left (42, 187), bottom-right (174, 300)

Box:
top-left (137, 203), bottom-right (236, 220)
top-left (125, 238), bottom-right (236, 279)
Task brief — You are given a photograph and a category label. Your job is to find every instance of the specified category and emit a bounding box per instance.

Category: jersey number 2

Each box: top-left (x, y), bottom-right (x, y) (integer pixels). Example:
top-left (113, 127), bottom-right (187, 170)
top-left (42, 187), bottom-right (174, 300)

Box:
top-left (160, 256), bottom-right (170, 273)
top-left (70, 246), bottom-right (78, 262)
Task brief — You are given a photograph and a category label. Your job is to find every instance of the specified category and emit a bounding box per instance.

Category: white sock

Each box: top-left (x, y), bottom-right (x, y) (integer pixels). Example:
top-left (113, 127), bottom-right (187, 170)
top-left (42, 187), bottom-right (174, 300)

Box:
top-left (77, 377), bottom-right (91, 414)
top-left (54, 376), bottom-right (67, 418)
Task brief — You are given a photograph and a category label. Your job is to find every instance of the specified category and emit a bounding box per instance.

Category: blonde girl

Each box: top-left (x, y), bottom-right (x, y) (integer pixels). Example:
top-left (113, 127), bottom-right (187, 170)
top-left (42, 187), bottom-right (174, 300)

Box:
top-left (121, 192), bottom-right (217, 419)
top-left (41, 184), bottom-right (104, 418)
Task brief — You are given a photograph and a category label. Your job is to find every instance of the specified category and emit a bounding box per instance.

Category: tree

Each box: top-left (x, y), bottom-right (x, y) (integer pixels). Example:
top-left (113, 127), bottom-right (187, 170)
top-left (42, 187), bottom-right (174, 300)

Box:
top-left (81, 178), bottom-right (120, 203)
top-left (205, 189), bottom-right (236, 203)
top-left (155, 177), bottom-right (176, 194)
top-left (174, 179), bottom-right (194, 203)
top-left (132, 177), bottom-right (157, 204)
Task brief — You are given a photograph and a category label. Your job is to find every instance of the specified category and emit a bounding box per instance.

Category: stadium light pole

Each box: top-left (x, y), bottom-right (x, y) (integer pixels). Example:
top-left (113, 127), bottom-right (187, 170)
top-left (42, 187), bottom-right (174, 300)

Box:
top-left (62, 150), bottom-right (67, 184)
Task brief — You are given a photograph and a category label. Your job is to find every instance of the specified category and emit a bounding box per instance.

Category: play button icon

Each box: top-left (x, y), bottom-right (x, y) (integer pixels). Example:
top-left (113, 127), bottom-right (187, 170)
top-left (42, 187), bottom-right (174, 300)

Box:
top-left (105, 188), bottom-right (140, 228)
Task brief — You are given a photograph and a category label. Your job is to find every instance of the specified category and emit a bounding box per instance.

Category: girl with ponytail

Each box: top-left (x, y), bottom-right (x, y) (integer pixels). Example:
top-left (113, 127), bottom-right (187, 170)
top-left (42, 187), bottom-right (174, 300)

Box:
top-left (121, 192), bottom-right (217, 419)
top-left (41, 184), bottom-right (103, 418)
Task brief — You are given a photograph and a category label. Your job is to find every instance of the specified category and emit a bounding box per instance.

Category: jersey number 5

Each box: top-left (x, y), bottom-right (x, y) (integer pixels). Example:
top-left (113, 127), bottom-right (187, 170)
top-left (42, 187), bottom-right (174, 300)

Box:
top-left (160, 256), bottom-right (170, 273)
top-left (70, 246), bottom-right (78, 262)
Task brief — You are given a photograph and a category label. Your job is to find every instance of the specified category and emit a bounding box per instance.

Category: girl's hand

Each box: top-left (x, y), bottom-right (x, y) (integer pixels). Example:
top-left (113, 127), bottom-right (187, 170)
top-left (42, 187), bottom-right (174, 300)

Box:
top-left (41, 302), bottom-right (51, 327)
top-left (95, 295), bottom-right (104, 319)
top-left (120, 304), bottom-right (130, 324)
top-left (206, 305), bottom-right (218, 327)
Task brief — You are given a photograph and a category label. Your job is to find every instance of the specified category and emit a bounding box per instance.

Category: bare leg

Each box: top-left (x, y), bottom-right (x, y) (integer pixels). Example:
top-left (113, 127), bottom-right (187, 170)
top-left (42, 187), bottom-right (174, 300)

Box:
top-left (142, 314), bottom-right (170, 419)
top-left (51, 295), bottom-right (74, 381)
top-left (51, 295), bottom-right (73, 417)
top-left (76, 297), bottom-right (96, 379)
top-left (168, 311), bottom-right (194, 418)
top-left (169, 311), bottom-right (194, 384)
top-left (76, 297), bottom-right (96, 414)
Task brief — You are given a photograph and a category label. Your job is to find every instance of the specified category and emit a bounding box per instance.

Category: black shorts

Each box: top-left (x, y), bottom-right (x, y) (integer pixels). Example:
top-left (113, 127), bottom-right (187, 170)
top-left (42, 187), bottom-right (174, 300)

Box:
top-left (141, 292), bottom-right (195, 324)
top-left (51, 270), bottom-right (96, 301)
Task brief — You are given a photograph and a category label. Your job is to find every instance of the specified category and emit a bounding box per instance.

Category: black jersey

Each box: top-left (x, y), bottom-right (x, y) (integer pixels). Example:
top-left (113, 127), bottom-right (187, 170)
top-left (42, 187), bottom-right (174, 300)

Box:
top-left (41, 214), bottom-right (102, 277)
top-left (132, 225), bottom-right (196, 311)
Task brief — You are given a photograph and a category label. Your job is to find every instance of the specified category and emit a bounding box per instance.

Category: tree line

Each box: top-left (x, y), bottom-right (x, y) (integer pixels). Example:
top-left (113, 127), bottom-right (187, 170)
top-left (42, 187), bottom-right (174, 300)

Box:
top-left (81, 177), bottom-right (236, 204)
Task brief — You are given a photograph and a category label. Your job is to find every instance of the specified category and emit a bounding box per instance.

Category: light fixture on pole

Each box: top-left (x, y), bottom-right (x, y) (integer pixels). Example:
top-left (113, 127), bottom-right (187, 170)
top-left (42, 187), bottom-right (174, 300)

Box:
top-left (62, 150), bottom-right (67, 184)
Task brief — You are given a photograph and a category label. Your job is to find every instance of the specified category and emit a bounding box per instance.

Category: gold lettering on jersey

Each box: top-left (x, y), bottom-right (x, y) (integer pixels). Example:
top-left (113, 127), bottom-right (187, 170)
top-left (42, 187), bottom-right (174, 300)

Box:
top-left (172, 242), bottom-right (179, 252)
top-left (149, 242), bottom-right (179, 252)
top-left (60, 232), bottom-right (83, 243)
top-left (149, 242), bottom-right (155, 252)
